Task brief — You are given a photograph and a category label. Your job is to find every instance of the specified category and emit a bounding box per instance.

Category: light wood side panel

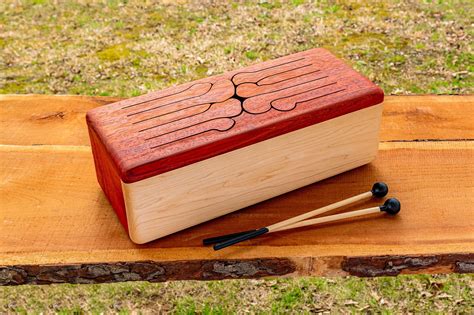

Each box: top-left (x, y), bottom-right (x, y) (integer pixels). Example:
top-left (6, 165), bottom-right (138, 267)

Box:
top-left (122, 105), bottom-right (383, 244)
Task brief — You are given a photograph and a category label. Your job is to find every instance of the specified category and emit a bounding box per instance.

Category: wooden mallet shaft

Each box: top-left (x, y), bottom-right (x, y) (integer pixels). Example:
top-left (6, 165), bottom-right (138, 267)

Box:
top-left (270, 207), bottom-right (381, 232)
top-left (210, 183), bottom-right (395, 250)
top-left (203, 192), bottom-right (371, 245)
top-left (267, 191), bottom-right (373, 232)
top-left (212, 198), bottom-right (400, 250)
top-left (271, 197), bottom-right (401, 232)
top-left (203, 182), bottom-right (389, 246)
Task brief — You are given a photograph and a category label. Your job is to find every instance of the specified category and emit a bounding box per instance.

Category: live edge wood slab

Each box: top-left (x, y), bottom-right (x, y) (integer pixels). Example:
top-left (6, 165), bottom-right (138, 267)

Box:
top-left (0, 95), bottom-right (473, 286)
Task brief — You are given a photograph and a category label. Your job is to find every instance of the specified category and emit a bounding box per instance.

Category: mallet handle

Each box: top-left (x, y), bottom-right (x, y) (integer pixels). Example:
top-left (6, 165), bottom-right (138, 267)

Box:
top-left (268, 191), bottom-right (373, 232)
top-left (213, 228), bottom-right (269, 250)
top-left (270, 206), bottom-right (381, 232)
top-left (203, 230), bottom-right (255, 245)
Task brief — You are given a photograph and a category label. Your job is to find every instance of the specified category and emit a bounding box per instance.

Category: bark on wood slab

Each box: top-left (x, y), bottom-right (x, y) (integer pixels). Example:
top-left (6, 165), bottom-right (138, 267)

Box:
top-left (0, 259), bottom-right (297, 285)
top-left (0, 95), bottom-right (473, 285)
top-left (2, 254), bottom-right (473, 285)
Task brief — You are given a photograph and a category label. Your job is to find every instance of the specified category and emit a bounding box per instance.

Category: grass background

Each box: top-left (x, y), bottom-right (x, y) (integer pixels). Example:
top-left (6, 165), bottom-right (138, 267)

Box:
top-left (1, 0), bottom-right (472, 96)
top-left (2, 275), bottom-right (473, 313)
top-left (1, 0), bottom-right (473, 313)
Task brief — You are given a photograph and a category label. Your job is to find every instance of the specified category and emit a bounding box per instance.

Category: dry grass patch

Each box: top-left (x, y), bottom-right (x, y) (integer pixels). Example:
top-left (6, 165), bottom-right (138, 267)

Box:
top-left (1, 275), bottom-right (473, 313)
top-left (1, 0), bottom-right (472, 96)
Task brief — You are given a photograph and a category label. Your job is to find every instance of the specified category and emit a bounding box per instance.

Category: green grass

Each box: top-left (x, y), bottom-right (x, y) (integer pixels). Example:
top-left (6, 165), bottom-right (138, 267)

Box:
top-left (1, 275), bottom-right (473, 313)
top-left (0, 0), bottom-right (473, 313)
top-left (0, 0), bottom-right (472, 96)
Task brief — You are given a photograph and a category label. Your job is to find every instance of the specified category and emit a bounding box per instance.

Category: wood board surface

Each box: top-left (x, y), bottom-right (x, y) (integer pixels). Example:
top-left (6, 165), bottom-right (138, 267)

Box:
top-left (2, 95), bottom-right (472, 146)
top-left (0, 95), bottom-right (473, 285)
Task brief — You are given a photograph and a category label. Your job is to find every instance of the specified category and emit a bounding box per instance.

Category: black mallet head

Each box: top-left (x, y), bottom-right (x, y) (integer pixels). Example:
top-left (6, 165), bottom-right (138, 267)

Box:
top-left (371, 182), bottom-right (389, 198)
top-left (380, 198), bottom-right (401, 215)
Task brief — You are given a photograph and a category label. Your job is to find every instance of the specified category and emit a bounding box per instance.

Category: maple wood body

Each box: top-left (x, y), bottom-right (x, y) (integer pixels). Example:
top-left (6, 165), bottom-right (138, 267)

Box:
top-left (86, 48), bottom-right (384, 242)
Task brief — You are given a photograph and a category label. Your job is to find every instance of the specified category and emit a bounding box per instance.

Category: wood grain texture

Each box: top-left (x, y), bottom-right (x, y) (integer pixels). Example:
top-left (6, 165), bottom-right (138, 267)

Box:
top-left (123, 105), bottom-right (382, 243)
top-left (1, 95), bottom-right (473, 284)
top-left (86, 48), bottom-right (384, 183)
top-left (0, 94), bottom-right (121, 146)
top-left (380, 95), bottom-right (474, 141)
top-left (1, 141), bottom-right (472, 284)
top-left (2, 95), bottom-right (472, 146)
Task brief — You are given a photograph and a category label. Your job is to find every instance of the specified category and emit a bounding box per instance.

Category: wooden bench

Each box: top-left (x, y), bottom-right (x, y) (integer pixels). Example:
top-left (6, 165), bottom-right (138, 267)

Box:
top-left (0, 95), bottom-right (473, 285)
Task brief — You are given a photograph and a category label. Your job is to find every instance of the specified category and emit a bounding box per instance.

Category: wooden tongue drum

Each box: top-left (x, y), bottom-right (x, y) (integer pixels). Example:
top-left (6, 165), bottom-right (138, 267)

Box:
top-left (86, 48), bottom-right (385, 244)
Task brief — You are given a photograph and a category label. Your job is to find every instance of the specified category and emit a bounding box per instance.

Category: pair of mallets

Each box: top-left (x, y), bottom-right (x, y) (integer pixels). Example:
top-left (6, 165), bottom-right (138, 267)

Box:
top-left (203, 182), bottom-right (400, 250)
